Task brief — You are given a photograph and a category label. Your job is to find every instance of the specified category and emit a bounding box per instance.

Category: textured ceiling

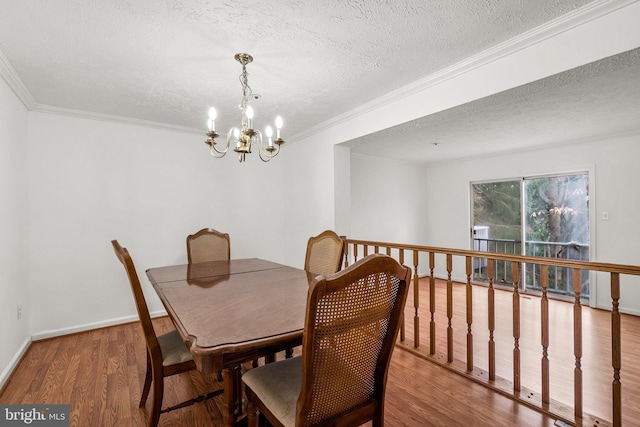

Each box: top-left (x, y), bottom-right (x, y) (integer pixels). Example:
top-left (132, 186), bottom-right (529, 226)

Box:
top-left (344, 47), bottom-right (640, 164)
top-left (2, 0), bottom-right (636, 164)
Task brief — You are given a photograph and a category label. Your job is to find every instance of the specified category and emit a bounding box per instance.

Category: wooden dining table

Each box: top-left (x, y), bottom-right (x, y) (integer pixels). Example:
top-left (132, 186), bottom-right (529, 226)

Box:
top-left (146, 258), bottom-right (314, 426)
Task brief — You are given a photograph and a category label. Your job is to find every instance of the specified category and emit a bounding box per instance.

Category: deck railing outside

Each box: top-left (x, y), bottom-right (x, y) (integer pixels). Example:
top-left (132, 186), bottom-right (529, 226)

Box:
top-left (473, 237), bottom-right (590, 298)
top-left (341, 237), bottom-right (639, 427)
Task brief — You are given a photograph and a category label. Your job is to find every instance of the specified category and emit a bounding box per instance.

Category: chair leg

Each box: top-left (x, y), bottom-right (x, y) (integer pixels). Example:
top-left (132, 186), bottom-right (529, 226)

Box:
top-left (372, 408), bottom-right (384, 427)
top-left (139, 352), bottom-right (152, 407)
top-left (247, 399), bottom-right (260, 427)
top-left (148, 371), bottom-right (164, 427)
top-left (285, 348), bottom-right (293, 359)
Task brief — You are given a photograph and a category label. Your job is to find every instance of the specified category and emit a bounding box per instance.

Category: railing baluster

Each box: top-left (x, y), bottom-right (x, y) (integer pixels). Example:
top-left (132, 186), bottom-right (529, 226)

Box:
top-left (611, 272), bottom-right (622, 427)
top-left (488, 258), bottom-right (496, 381)
top-left (429, 252), bottom-right (436, 355)
top-left (573, 268), bottom-right (583, 420)
top-left (541, 265), bottom-right (550, 405)
top-left (413, 250), bottom-right (420, 349)
top-left (343, 241), bottom-right (349, 268)
top-left (512, 261), bottom-right (521, 392)
top-left (447, 254), bottom-right (453, 362)
top-left (339, 237), bottom-right (640, 426)
top-left (466, 256), bottom-right (473, 371)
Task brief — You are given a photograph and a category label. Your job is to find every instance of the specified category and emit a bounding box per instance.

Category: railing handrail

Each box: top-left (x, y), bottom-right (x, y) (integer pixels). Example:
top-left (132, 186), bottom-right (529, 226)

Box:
top-left (344, 238), bottom-right (640, 275)
top-left (342, 237), bottom-right (634, 427)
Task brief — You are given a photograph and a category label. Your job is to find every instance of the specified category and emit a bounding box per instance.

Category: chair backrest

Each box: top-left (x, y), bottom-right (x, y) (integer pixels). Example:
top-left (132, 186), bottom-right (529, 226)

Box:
top-left (296, 254), bottom-right (411, 426)
top-left (186, 228), bottom-right (230, 264)
top-left (111, 240), bottom-right (161, 359)
top-left (303, 230), bottom-right (345, 277)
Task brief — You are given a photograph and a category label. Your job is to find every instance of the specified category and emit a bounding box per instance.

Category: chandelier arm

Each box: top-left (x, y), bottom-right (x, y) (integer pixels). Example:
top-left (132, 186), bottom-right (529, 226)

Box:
top-left (258, 144), bottom-right (280, 161)
top-left (256, 130), bottom-right (276, 162)
top-left (209, 140), bottom-right (231, 157)
top-left (257, 131), bottom-right (281, 161)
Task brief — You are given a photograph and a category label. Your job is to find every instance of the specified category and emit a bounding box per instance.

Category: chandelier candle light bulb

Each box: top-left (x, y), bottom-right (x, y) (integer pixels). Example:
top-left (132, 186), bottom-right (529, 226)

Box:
top-left (265, 126), bottom-right (273, 148)
top-left (275, 116), bottom-right (283, 139)
top-left (245, 106), bottom-right (254, 129)
top-left (208, 107), bottom-right (216, 132)
top-left (204, 53), bottom-right (285, 162)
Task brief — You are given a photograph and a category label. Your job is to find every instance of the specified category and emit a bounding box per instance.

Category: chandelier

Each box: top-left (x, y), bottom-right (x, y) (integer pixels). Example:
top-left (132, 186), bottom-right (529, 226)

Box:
top-left (205, 53), bottom-right (285, 163)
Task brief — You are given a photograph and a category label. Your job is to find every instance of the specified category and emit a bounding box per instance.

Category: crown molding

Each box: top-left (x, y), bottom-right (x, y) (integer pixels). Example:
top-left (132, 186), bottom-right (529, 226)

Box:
top-left (290, 0), bottom-right (639, 144)
top-left (0, 50), bottom-right (36, 110)
top-left (1, 47), bottom-right (201, 134)
top-left (33, 104), bottom-right (203, 134)
top-left (2, 0), bottom-right (637, 137)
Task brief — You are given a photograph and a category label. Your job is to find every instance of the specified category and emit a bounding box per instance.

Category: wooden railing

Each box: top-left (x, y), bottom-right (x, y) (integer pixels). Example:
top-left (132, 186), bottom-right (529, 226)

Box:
top-left (341, 238), bottom-right (640, 427)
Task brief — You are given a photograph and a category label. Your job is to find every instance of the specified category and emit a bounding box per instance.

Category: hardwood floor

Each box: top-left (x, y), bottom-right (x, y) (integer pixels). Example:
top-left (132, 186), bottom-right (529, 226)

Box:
top-left (1, 318), bottom-right (559, 426)
top-left (2, 278), bottom-right (637, 426)
top-left (400, 278), bottom-right (640, 426)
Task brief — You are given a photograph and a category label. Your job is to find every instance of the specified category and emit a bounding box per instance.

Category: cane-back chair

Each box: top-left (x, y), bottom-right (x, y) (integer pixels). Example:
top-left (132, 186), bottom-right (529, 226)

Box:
top-left (186, 228), bottom-right (230, 264)
top-left (242, 253), bottom-right (411, 427)
top-left (303, 229), bottom-right (345, 278)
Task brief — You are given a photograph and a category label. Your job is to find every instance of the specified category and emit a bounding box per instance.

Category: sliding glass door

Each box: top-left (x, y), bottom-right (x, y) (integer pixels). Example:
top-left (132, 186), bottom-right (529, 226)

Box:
top-left (472, 173), bottom-right (590, 301)
top-left (471, 180), bottom-right (521, 284)
top-left (523, 174), bottom-right (590, 299)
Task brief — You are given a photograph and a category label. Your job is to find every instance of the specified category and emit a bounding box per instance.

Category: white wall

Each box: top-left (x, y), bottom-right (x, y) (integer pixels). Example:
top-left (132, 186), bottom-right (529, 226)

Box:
top-left (26, 112), bottom-right (288, 337)
top-left (0, 77), bottom-right (30, 385)
top-left (279, 128), bottom-right (340, 267)
top-left (350, 154), bottom-right (429, 245)
top-left (423, 137), bottom-right (640, 314)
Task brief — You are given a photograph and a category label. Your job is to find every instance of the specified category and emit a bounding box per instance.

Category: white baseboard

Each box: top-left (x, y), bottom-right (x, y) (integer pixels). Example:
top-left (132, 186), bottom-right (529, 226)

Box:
top-left (0, 336), bottom-right (32, 391)
top-left (1, 309), bottom-right (168, 392)
top-left (31, 309), bottom-right (168, 341)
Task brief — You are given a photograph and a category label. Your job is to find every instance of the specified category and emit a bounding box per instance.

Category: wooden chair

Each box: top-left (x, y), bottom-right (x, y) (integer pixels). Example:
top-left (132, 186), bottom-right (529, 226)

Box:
top-left (111, 240), bottom-right (221, 427)
top-left (186, 228), bottom-right (230, 264)
top-left (280, 230), bottom-right (346, 361)
top-left (303, 229), bottom-right (345, 277)
top-left (242, 253), bottom-right (411, 427)
top-left (278, 230), bottom-right (344, 363)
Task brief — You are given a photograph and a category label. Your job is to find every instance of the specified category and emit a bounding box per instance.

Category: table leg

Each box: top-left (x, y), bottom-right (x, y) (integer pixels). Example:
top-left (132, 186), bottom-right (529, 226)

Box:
top-left (222, 365), bottom-right (242, 427)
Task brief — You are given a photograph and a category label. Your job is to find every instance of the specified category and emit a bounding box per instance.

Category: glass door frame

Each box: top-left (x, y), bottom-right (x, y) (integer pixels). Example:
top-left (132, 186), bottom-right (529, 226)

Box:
top-left (470, 168), bottom-right (596, 307)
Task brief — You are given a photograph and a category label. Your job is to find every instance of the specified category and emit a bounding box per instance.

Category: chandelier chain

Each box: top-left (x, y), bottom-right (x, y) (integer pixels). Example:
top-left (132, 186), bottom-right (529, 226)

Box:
top-left (239, 64), bottom-right (252, 110)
